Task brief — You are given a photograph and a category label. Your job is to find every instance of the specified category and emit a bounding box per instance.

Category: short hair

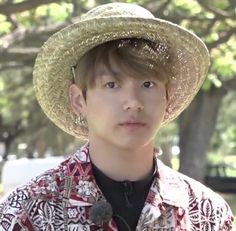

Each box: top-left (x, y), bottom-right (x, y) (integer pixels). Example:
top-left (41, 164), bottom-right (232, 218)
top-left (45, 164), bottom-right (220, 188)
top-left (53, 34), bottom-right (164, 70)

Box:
top-left (74, 38), bottom-right (171, 96)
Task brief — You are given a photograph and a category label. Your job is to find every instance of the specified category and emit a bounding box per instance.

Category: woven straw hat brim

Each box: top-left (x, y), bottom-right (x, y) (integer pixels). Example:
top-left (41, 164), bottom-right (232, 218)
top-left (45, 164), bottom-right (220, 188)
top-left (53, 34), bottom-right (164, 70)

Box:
top-left (33, 16), bottom-right (210, 139)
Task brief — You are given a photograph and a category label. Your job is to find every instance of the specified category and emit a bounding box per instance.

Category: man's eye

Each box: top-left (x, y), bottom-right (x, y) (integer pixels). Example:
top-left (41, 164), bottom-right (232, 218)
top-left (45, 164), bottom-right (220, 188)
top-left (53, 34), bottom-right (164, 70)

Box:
top-left (105, 82), bottom-right (118, 88)
top-left (143, 81), bottom-right (155, 88)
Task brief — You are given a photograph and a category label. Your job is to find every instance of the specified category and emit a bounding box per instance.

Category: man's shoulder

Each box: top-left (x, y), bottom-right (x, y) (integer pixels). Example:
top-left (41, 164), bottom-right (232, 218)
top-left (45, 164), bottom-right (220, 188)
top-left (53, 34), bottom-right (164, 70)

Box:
top-left (1, 154), bottom-right (79, 201)
top-left (0, 154), bottom-right (81, 230)
top-left (157, 160), bottom-right (232, 210)
top-left (173, 166), bottom-right (224, 201)
top-left (0, 144), bottom-right (90, 210)
top-left (157, 160), bottom-right (234, 230)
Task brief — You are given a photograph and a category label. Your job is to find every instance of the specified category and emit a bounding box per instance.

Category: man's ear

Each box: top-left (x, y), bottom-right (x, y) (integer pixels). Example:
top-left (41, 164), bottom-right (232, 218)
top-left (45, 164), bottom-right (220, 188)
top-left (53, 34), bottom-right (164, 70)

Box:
top-left (69, 84), bottom-right (86, 116)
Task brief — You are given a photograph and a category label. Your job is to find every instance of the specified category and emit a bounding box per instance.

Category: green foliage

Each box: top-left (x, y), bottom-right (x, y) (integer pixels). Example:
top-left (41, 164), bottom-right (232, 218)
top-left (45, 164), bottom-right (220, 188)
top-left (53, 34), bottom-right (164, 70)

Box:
top-left (210, 0), bottom-right (230, 9)
top-left (212, 40), bottom-right (236, 78)
top-left (0, 15), bottom-right (11, 35)
top-left (0, 70), bottom-right (32, 124)
top-left (202, 78), bottom-right (212, 91)
top-left (175, 0), bottom-right (202, 14)
top-left (155, 121), bottom-right (178, 146)
top-left (14, 0), bottom-right (25, 3)
top-left (35, 3), bottom-right (73, 22)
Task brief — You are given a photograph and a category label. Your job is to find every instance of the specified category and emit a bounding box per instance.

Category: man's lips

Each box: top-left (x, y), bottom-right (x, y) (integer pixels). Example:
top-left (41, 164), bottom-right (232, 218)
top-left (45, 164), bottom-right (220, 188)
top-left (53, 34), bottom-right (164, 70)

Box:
top-left (118, 121), bottom-right (146, 127)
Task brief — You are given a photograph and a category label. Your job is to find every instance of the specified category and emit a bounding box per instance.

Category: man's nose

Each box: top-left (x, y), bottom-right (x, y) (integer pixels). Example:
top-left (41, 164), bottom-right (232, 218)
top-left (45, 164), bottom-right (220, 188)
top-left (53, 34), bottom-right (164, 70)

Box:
top-left (122, 88), bottom-right (144, 111)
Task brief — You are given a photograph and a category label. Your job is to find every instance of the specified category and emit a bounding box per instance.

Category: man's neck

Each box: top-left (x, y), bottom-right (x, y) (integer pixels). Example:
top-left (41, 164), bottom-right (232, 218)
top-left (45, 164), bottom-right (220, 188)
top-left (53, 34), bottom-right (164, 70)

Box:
top-left (88, 138), bottom-right (155, 182)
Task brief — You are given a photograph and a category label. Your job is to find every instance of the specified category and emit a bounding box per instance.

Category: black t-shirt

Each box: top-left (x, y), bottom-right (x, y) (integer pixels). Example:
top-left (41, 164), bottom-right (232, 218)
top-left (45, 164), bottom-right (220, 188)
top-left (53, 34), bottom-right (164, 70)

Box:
top-left (92, 163), bottom-right (156, 231)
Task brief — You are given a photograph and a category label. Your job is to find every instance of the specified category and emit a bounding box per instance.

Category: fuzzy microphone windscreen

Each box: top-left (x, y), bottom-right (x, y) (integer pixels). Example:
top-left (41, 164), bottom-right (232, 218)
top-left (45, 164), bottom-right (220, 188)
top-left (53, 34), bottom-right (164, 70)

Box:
top-left (89, 200), bottom-right (113, 226)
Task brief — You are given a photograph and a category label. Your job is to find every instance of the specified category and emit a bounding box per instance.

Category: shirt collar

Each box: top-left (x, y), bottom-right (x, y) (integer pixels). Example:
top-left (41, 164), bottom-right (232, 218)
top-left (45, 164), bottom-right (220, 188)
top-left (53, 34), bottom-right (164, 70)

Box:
top-left (155, 157), bottom-right (189, 210)
top-left (72, 143), bottom-right (188, 210)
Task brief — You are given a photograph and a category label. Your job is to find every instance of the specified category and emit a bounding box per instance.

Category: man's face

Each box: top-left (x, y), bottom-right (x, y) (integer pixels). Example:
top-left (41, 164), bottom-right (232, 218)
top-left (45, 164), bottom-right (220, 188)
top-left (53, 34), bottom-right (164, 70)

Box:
top-left (70, 68), bottom-right (167, 150)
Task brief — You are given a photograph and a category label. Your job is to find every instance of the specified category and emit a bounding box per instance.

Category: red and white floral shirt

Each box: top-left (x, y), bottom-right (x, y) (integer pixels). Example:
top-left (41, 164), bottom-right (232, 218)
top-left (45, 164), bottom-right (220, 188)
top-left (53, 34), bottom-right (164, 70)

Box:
top-left (0, 144), bottom-right (234, 230)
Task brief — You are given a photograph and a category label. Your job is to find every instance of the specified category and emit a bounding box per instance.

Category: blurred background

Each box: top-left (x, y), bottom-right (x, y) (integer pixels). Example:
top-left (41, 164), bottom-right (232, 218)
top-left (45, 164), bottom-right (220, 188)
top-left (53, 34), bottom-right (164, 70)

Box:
top-left (0, 0), bottom-right (235, 224)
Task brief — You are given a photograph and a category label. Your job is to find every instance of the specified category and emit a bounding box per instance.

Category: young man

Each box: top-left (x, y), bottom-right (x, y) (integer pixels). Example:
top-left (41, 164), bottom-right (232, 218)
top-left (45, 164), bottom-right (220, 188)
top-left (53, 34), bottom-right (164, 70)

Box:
top-left (0, 2), bottom-right (234, 231)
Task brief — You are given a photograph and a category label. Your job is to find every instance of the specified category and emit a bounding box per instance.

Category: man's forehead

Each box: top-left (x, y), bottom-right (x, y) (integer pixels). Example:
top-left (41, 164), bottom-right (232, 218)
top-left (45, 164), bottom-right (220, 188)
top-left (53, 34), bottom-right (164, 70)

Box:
top-left (95, 62), bottom-right (124, 79)
top-left (95, 69), bottom-right (124, 83)
top-left (95, 69), bottom-right (157, 83)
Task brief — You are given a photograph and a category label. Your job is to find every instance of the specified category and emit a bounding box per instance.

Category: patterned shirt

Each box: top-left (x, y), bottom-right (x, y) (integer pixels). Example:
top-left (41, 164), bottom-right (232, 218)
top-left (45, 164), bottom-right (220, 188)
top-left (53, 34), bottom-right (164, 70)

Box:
top-left (0, 143), bottom-right (234, 230)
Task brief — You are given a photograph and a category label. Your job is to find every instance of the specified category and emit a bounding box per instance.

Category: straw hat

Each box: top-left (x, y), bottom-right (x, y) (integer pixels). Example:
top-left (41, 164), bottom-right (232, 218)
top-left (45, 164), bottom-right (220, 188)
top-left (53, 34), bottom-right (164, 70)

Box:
top-left (33, 2), bottom-right (210, 139)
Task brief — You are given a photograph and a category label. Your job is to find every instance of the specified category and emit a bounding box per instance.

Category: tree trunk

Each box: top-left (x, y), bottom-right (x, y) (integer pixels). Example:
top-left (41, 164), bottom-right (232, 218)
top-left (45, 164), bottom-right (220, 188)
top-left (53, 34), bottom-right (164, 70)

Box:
top-left (159, 142), bottom-right (172, 168)
top-left (178, 87), bottom-right (226, 182)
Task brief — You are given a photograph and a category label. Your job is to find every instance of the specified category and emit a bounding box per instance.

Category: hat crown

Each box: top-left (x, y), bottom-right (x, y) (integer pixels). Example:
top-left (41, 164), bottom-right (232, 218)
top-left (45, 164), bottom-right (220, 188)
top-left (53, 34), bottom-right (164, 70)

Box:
top-left (81, 3), bottom-right (155, 21)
